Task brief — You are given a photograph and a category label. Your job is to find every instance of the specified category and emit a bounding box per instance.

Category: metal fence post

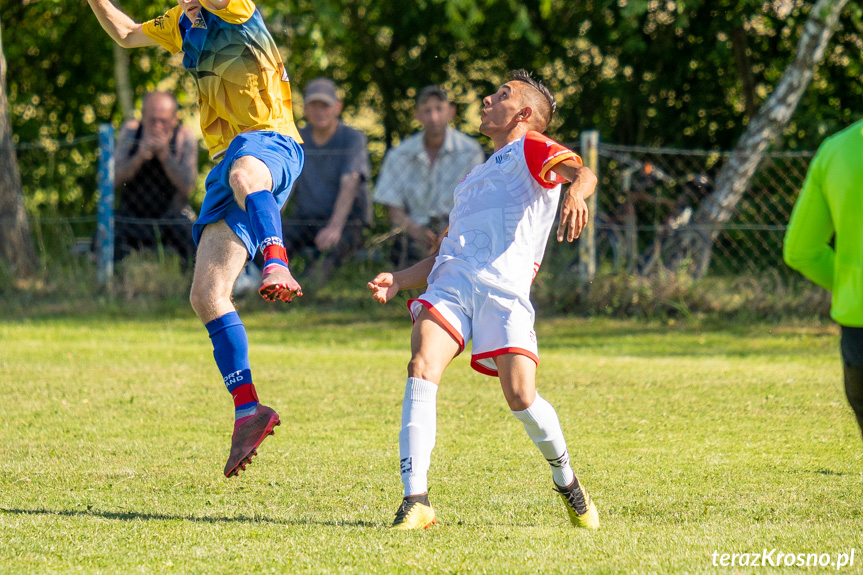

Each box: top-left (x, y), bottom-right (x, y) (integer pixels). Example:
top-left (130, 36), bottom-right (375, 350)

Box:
top-left (578, 130), bottom-right (599, 286)
top-left (96, 123), bottom-right (115, 285)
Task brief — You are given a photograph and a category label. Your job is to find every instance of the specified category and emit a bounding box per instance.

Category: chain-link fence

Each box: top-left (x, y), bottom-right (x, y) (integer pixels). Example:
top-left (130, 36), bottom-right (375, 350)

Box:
top-left (11, 129), bottom-right (814, 286)
top-left (14, 134), bottom-right (101, 257)
top-left (544, 140), bottom-right (814, 279)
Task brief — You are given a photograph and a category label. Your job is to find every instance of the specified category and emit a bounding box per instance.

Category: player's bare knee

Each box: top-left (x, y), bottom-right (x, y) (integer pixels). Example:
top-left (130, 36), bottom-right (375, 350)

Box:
top-left (407, 355), bottom-right (442, 383)
top-left (189, 282), bottom-right (210, 318)
top-left (505, 392), bottom-right (533, 412)
top-left (229, 158), bottom-right (271, 202)
top-left (228, 170), bottom-right (254, 204)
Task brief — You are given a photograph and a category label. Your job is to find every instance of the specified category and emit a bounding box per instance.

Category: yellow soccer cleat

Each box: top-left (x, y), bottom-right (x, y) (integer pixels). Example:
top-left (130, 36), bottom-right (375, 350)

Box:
top-left (391, 494), bottom-right (437, 530)
top-left (555, 479), bottom-right (600, 529)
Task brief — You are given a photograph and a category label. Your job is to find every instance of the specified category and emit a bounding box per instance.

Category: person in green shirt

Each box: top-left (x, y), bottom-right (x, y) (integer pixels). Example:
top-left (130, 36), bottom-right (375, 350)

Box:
top-left (784, 119), bottom-right (863, 438)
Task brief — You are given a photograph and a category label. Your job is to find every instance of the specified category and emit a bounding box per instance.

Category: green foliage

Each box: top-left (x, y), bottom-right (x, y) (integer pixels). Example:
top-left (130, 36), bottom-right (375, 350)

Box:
top-left (3, 1), bottom-right (861, 221)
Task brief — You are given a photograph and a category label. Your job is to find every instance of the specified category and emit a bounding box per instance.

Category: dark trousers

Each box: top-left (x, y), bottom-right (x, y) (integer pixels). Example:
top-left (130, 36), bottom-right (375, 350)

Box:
top-left (840, 325), bottom-right (863, 437)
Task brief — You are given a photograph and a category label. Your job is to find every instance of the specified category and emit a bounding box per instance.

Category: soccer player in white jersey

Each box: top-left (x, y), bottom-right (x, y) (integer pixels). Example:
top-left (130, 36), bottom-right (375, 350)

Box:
top-left (367, 70), bottom-right (599, 530)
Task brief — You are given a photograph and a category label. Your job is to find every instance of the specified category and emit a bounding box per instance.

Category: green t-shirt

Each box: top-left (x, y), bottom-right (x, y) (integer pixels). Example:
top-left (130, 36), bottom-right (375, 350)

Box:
top-left (784, 119), bottom-right (863, 327)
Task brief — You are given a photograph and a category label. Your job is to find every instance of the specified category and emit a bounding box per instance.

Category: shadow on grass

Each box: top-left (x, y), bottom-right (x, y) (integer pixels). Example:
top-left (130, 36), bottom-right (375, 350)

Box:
top-left (786, 468), bottom-right (856, 477)
top-left (0, 507), bottom-right (378, 528)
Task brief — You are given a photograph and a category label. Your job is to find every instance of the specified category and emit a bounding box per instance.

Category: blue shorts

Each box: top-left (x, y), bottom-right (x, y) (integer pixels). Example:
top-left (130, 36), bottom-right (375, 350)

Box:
top-left (194, 131), bottom-right (304, 258)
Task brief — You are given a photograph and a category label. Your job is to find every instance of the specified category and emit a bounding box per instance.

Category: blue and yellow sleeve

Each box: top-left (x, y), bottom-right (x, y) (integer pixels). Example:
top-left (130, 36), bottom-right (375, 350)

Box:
top-left (142, 6), bottom-right (184, 54)
top-left (200, 0), bottom-right (256, 24)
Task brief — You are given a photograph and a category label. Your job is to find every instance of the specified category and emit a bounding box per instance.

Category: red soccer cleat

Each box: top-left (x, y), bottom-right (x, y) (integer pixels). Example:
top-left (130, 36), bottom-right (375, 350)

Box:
top-left (258, 264), bottom-right (303, 302)
top-left (224, 404), bottom-right (281, 478)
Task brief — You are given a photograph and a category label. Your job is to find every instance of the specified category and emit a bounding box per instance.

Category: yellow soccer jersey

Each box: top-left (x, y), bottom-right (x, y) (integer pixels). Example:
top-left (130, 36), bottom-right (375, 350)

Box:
top-left (142, 0), bottom-right (301, 158)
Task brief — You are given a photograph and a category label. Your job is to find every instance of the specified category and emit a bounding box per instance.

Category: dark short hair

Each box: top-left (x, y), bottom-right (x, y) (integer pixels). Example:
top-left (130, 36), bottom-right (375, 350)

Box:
top-left (509, 69), bottom-right (556, 128)
top-left (416, 85), bottom-right (449, 106)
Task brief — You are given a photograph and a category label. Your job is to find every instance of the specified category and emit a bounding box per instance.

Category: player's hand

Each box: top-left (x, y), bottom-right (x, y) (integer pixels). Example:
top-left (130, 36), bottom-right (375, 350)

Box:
top-left (315, 225), bottom-right (342, 251)
top-left (557, 189), bottom-right (590, 242)
top-left (367, 272), bottom-right (399, 304)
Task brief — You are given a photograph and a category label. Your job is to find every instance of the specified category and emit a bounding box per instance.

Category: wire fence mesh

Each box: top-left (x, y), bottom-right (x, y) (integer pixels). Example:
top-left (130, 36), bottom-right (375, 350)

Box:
top-left (542, 141), bottom-right (815, 279)
top-left (10, 132), bottom-right (814, 284)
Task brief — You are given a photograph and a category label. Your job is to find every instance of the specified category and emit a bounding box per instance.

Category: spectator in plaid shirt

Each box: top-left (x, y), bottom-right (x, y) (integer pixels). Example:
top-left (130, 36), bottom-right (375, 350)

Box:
top-left (374, 86), bottom-right (485, 266)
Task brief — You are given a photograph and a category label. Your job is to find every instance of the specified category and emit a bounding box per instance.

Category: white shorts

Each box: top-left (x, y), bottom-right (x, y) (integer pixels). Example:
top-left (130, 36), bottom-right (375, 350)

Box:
top-left (408, 262), bottom-right (538, 377)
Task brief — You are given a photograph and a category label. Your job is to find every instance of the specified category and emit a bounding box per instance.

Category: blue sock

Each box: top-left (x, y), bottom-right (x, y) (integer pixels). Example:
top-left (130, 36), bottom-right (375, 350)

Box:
top-left (245, 190), bottom-right (288, 269)
top-left (205, 312), bottom-right (258, 424)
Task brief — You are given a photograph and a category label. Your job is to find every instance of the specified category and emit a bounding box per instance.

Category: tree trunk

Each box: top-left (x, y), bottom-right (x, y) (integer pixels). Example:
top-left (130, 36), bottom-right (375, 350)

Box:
top-left (730, 25), bottom-right (757, 119)
top-left (0, 19), bottom-right (37, 276)
top-left (113, 43), bottom-right (135, 120)
top-left (670, 0), bottom-right (849, 278)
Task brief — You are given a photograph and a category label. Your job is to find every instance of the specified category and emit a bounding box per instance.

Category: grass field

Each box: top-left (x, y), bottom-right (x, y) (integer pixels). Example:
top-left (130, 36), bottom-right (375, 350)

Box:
top-left (1, 307), bottom-right (861, 573)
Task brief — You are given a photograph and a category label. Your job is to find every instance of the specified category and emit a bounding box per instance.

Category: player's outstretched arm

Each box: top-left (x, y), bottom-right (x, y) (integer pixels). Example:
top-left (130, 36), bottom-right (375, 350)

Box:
top-left (87, 0), bottom-right (156, 48)
top-left (553, 161), bottom-right (598, 242)
top-left (367, 256), bottom-right (436, 304)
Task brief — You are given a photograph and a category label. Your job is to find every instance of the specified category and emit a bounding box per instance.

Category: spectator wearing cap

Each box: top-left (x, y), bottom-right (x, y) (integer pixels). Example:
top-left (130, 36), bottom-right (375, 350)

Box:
top-left (282, 77), bottom-right (372, 284)
top-left (374, 85), bottom-right (485, 266)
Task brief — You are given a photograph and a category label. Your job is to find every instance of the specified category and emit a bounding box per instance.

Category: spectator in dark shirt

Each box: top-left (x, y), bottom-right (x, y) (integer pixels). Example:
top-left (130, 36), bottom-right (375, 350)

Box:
top-left (283, 78), bottom-right (371, 284)
top-left (114, 91), bottom-right (198, 265)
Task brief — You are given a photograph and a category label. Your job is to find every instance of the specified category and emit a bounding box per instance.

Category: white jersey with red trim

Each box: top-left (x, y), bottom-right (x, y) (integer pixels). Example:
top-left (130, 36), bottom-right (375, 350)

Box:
top-left (433, 131), bottom-right (580, 296)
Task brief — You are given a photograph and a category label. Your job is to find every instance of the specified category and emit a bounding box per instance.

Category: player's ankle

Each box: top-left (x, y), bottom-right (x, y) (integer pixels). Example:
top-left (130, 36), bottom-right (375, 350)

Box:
top-left (261, 239), bottom-right (289, 270)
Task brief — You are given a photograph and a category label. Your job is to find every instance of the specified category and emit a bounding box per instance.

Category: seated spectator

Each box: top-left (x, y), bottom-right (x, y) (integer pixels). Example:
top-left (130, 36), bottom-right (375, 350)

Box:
top-left (374, 85), bottom-right (485, 266)
top-left (114, 91), bottom-right (198, 265)
top-left (282, 77), bottom-right (372, 284)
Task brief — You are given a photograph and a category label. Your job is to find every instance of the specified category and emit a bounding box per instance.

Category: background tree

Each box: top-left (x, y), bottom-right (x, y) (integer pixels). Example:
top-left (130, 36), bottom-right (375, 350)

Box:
top-left (0, 18), bottom-right (37, 276)
top-left (679, 0), bottom-right (851, 277)
top-left (0, 0), bottom-right (860, 272)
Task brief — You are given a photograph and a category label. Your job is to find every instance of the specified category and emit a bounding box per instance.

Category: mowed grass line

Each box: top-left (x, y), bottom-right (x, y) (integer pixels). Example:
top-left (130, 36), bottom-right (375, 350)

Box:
top-left (0, 312), bottom-right (861, 574)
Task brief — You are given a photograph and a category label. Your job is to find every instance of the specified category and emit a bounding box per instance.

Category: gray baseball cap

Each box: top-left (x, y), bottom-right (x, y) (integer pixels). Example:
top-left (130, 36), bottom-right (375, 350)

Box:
top-left (304, 78), bottom-right (340, 106)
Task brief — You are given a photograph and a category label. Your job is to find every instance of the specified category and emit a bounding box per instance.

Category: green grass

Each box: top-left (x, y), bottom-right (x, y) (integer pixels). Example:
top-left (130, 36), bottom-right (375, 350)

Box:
top-left (1, 311), bottom-right (861, 573)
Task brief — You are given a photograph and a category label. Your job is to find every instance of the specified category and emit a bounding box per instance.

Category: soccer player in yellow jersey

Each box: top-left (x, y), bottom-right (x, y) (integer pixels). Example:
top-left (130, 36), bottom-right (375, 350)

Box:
top-left (88, 0), bottom-right (304, 477)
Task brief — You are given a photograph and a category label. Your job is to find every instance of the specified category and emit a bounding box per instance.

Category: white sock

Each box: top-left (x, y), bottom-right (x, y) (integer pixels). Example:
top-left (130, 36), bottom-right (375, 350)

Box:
top-left (512, 392), bottom-right (575, 488)
top-left (399, 377), bottom-right (438, 497)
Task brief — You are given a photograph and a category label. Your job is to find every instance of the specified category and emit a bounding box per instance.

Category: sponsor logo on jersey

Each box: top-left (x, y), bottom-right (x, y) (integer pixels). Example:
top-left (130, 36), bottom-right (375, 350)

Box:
top-left (153, 14), bottom-right (168, 30)
top-left (495, 150), bottom-right (513, 164)
top-left (191, 15), bottom-right (207, 29)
